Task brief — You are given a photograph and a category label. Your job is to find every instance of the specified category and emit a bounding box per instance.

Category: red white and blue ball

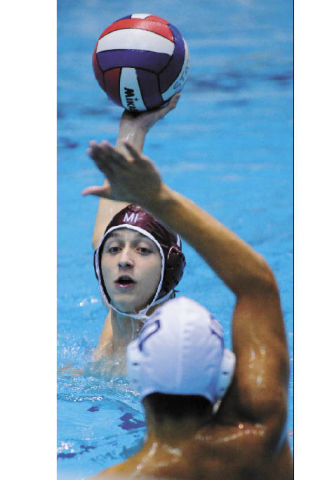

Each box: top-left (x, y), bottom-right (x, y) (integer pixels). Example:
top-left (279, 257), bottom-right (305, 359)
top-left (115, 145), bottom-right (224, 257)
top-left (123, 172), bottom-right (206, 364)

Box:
top-left (92, 13), bottom-right (190, 111)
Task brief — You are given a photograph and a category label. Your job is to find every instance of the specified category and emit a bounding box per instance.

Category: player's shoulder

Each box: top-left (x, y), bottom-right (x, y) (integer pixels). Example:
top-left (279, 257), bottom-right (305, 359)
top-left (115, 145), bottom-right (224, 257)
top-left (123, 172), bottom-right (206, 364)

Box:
top-left (195, 413), bottom-right (270, 455)
top-left (85, 463), bottom-right (128, 479)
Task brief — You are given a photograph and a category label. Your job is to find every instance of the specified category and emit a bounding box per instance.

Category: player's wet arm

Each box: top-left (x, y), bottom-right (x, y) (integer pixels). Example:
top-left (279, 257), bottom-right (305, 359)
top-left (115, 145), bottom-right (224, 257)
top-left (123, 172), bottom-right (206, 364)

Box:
top-left (146, 184), bottom-right (289, 430)
top-left (144, 185), bottom-right (275, 297)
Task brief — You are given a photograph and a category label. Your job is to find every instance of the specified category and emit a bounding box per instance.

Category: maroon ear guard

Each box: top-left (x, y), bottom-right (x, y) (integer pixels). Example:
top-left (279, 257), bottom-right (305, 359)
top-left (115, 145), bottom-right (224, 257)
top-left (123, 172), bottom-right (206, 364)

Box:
top-left (159, 246), bottom-right (186, 299)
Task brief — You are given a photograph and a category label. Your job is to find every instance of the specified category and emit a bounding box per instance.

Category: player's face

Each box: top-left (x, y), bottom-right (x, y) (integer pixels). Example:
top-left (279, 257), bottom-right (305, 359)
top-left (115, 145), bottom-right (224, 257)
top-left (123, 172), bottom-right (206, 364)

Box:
top-left (101, 229), bottom-right (162, 313)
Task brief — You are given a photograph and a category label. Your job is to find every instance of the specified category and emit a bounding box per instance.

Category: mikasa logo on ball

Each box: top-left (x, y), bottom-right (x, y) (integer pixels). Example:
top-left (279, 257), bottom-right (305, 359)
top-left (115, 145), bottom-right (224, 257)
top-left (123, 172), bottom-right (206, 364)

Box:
top-left (120, 68), bottom-right (146, 111)
top-left (124, 87), bottom-right (138, 112)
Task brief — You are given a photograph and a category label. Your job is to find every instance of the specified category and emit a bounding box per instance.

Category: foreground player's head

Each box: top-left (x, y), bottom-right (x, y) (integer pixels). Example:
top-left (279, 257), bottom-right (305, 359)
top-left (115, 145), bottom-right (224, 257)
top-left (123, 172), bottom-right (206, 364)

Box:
top-left (127, 296), bottom-right (236, 411)
top-left (94, 205), bottom-right (186, 320)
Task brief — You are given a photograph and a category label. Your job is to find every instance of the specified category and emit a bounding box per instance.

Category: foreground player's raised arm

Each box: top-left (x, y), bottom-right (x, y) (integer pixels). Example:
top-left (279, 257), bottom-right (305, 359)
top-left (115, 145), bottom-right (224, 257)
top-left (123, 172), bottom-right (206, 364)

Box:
top-left (142, 186), bottom-right (289, 429)
top-left (229, 281), bottom-right (289, 428)
top-left (142, 178), bottom-right (289, 434)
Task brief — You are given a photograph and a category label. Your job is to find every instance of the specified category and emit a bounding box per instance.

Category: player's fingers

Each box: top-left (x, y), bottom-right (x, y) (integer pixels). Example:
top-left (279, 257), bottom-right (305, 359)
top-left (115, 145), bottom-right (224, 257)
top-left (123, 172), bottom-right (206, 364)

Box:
top-left (169, 93), bottom-right (181, 109)
top-left (88, 140), bottom-right (109, 157)
top-left (88, 152), bottom-right (115, 176)
top-left (87, 142), bottom-right (119, 175)
top-left (87, 142), bottom-right (108, 163)
top-left (81, 184), bottom-right (112, 199)
top-left (88, 140), bottom-right (117, 161)
top-left (99, 141), bottom-right (130, 167)
top-left (158, 93), bottom-right (181, 118)
top-left (122, 141), bottom-right (147, 164)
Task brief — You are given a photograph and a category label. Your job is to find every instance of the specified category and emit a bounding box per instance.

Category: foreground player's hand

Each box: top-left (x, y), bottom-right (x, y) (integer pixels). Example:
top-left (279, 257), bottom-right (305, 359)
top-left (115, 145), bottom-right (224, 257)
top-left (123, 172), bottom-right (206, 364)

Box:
top-left (83, 141), bottom-right (162, 205)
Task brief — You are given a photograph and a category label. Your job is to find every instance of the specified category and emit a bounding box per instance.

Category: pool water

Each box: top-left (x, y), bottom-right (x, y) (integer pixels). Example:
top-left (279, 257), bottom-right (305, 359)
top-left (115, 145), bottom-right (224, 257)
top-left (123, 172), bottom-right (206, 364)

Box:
top-left (57, 0), bottom-right (293, 478)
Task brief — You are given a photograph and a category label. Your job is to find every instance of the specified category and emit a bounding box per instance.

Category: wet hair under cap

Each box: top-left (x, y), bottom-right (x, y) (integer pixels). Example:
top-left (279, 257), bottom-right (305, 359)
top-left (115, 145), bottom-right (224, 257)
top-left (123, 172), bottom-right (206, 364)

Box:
top-left (94, 205), bottom-right (186, 319)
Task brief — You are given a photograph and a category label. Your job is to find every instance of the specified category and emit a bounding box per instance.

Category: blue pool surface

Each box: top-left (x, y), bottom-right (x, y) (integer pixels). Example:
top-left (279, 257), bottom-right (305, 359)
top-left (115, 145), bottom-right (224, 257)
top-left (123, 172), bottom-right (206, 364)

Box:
top-left (57, 1), bottom-right (293, 478)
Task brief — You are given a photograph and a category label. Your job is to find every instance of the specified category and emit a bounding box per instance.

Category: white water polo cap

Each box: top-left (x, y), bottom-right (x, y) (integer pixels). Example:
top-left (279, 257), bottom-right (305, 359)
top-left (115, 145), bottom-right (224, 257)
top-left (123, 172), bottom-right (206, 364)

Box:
top-left (127, 297), bottom-right (236, 404)
top-left (94, 205), bottom-right (186, 320)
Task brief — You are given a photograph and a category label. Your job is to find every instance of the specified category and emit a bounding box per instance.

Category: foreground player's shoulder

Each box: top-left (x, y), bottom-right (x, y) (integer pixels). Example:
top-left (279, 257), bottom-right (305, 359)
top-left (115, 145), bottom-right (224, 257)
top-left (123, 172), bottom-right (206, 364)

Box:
top-left (85, 465), bottom-right (122, 479)
top-left (87, 455), bottom-right (142, 479)
top-left (194, 419), bottom-right (292, 479)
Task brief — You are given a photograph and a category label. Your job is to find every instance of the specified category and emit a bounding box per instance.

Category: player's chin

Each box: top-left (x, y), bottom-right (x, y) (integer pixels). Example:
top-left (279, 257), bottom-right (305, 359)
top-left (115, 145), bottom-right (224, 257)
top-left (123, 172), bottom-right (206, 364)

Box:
top-left (111, 293), bottom-right (140, 314)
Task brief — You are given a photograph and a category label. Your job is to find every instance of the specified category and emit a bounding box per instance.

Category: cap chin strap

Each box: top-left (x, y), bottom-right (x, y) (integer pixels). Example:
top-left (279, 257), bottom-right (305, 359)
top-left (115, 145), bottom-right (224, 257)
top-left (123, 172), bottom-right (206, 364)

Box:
top-left (105, 289), bottom-right (174, 322)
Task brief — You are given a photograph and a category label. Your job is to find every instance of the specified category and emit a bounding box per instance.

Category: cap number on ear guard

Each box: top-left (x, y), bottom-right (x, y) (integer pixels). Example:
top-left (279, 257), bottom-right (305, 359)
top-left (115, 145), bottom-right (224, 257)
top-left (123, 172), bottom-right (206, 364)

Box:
top-left (138, 319), bottom-right (161, 352)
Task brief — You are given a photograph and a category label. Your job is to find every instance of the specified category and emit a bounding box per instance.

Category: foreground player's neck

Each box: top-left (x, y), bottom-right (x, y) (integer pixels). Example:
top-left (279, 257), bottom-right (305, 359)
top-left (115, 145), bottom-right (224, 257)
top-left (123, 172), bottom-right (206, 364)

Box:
top-left (144, 405), bottom-right (212, 446)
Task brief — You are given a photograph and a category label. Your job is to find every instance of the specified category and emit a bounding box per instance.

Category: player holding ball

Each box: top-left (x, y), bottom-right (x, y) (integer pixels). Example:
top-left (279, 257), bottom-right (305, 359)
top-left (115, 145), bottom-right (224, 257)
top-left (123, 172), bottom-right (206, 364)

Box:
top-left (86, 14), bottom-right (190, 366)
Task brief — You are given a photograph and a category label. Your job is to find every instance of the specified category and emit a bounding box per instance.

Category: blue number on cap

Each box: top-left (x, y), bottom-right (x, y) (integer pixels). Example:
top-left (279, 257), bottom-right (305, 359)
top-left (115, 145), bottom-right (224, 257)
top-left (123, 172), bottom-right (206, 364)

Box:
top-left (138, 319), bottom-right (161, 352)
top-left (209, 315), bottom-right (223, 342)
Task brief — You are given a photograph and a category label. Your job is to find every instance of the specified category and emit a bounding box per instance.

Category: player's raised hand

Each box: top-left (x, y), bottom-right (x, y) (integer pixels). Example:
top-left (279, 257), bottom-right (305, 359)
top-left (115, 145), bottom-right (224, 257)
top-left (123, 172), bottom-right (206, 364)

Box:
top-left (83, 140), bottom-right (163, 205)
top-left (120, 93), bottom-right (180, 134)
